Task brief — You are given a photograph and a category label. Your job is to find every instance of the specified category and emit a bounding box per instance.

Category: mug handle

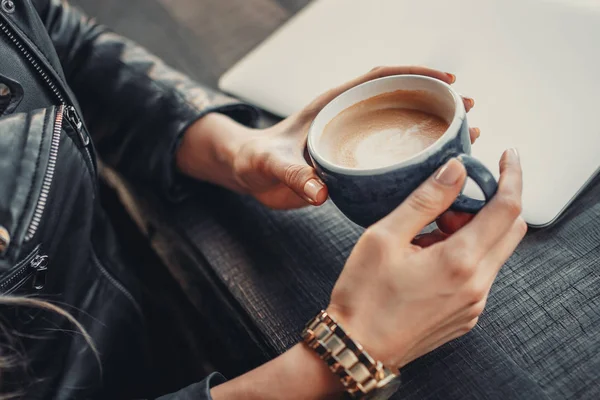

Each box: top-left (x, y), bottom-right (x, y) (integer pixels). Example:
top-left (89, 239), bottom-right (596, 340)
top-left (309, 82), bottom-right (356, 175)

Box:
top-left (450, 154), bottom-right (498, 213)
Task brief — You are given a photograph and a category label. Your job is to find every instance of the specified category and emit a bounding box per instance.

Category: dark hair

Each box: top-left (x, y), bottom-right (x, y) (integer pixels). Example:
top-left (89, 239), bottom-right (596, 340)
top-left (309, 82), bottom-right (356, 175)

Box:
top-left (0, 297), bottom-right (98, 399)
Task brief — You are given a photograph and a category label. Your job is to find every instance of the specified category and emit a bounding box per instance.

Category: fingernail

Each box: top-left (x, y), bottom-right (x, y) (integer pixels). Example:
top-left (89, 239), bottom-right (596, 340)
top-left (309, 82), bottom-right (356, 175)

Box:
top-left (446, 73), bottom-right (456, 84)
top-left (413, 233), bottom-right (427, 241)
top-left (304, 179), bottom-right (324, 202)
top-left (465, 97), bottom-right (475, 107)
top-left (473, 127), bottom-right (481, 137)
top-left (507, 148), bottom-right (519, 161)
top-left (435, 158), bottom-right (463, 186)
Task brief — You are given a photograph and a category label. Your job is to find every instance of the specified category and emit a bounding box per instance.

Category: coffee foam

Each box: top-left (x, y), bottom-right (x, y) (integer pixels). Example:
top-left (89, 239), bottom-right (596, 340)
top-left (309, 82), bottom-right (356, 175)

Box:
top-left (320, 90), bottom-right (452, 169)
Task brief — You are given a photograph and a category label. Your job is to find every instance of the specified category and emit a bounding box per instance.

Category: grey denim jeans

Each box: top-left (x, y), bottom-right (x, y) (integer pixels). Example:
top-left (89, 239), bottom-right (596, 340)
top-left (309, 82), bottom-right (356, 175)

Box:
top-left (161, 170), bottom-right (600, 399)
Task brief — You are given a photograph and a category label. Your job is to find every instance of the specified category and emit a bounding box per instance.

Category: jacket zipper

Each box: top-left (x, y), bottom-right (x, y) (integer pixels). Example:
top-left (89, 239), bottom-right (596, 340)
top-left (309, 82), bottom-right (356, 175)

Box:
top-left (24, 106), bottom-right (63, 242)
top-left (0, 245), bottom-right (49, 294)
top-left (1, 1), bottom-right (15, 15)
top-left (0, 16), bottom-right (95, 172)
top-left (0, 15), bottom-right (97, 244)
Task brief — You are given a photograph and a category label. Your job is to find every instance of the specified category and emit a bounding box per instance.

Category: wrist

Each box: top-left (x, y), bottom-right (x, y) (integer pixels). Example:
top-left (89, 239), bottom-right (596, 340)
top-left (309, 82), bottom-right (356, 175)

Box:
top-left (325, 305), bottom-right (407, 371)
top-left (176, 112), bottom-right (253, 191)
top-left (280, 343), bottom-right (345, 398)
top-left (211, 344), bottom-right (343, 400)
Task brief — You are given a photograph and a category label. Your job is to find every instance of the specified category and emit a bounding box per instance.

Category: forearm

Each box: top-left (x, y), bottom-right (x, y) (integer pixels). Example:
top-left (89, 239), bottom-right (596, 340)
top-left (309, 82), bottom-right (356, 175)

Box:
top-left (211, 344), bottom-right (343, 400)
top-left (36, 0), bottom-right (258, 197)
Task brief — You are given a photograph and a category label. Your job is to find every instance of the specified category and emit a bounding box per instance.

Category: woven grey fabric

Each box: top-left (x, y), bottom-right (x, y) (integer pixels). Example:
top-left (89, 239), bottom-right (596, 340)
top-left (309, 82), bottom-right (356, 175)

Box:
top-left (164, 174), bottom-right (600, 399)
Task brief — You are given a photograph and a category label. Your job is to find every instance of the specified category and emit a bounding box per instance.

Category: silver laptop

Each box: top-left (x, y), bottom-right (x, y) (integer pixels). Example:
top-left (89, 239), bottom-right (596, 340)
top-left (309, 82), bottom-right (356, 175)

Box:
top-left (219, 0), bottom-right (600, 227)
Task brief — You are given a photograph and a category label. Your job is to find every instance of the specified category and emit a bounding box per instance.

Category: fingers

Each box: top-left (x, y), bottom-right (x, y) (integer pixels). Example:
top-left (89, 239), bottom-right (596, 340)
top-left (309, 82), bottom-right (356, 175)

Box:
top-left (479, 217), bottom-right (528, 284)
top-left (463, 97), bottom-right (480, 144)
top-left (417, 217), bottom-right (527, 358)
top-left (446, 149), bottom-right (523, 260)
top-left (271, 160), bottom-right (328, 205)
top-left (438, 218), bottom-right (527, 329)
top-left (379, 158), bottom-right (466, 243)
top-left (253, 185), bottom-right (313, 210)
top-left (437, 211), bottom-right (475, 234)
top-left (463, 97), bottom-right (475, 112)
top-left (308, 66), bottom-right (456, 114)
top-left (469, 127), bottom-right (481, 144)
top-left (412, 229), bottom-right (448, 248)
top-left (367, 66), bottom-right (455, 85)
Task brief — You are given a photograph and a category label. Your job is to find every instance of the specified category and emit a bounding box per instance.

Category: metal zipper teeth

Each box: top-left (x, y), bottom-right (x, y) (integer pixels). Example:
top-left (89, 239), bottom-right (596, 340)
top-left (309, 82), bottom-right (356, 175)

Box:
top-left (0, 17), bottom-right (96, 240)
top-left (0, 18), bottom-right (96, 175)
top-left (0, 21), bottom-right (65, 104)
top-left (25, 106), bottom-right (63, 242)
top-left (0, 245), bottom-right (40, 293)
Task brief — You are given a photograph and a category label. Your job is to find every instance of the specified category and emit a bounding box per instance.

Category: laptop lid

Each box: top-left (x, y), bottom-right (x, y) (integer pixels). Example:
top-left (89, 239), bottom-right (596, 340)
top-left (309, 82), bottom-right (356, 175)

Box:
top-left (219, 0), bottom-right (600, 227)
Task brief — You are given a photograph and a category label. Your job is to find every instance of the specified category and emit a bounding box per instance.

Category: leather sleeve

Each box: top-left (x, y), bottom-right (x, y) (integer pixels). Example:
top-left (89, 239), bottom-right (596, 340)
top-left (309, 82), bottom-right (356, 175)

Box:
top-left (155, 372), bottom-right (226, 400)
top-left (33, 0), bottom-right (260, 198)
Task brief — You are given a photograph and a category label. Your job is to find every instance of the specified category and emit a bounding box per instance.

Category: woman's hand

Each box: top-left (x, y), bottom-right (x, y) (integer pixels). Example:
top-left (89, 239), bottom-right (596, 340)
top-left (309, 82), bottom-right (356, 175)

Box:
top-left (177, 66), bottom-right (480, 210)
top-left (327, 149), bottom-right (526, 370)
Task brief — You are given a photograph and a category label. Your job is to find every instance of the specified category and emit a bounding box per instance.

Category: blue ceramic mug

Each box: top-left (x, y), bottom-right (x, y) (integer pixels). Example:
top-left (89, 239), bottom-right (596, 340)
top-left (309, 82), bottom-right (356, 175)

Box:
top-left (307, 75), bottom-right (498, 228)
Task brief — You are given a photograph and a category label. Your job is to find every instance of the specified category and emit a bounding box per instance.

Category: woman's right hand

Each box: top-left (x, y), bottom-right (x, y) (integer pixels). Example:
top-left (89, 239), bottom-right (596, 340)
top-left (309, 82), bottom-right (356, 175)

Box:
top-left (328, 149), bottom-right (526, 370)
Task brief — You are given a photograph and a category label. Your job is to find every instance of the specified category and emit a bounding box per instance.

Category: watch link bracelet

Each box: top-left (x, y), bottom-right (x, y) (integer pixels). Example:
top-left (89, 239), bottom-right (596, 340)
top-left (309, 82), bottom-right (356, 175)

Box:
top-left (302, 310), bottom-right (401, 400)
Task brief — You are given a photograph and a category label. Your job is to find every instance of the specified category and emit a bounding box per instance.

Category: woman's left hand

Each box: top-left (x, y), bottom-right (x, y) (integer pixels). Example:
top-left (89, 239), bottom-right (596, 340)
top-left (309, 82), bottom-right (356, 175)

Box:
top-left (178, 66), bottom-right (480, 210)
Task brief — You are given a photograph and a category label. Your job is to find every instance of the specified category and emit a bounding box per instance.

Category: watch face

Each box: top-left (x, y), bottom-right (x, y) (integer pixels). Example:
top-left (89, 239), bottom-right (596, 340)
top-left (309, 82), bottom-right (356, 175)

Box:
top-left (363, 377), bottom-right (402, 400)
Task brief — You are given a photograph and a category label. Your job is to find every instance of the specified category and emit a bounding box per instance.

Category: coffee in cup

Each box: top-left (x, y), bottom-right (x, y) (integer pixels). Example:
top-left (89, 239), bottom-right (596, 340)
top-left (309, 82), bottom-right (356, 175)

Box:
top-left (307, 75), bottom-right (498, 227)
top-left (319, 90), bottom-right (453, 169)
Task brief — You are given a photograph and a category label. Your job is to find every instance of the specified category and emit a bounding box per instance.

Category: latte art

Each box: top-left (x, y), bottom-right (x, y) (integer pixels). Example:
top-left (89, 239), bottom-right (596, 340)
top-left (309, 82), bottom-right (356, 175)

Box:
top-left (320, 90), bottom-right (451, 169)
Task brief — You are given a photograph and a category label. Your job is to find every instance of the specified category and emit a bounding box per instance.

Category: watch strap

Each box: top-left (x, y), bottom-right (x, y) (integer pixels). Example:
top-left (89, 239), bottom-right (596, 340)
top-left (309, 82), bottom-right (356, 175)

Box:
top-left (302, 310), bottom-right (398, 399)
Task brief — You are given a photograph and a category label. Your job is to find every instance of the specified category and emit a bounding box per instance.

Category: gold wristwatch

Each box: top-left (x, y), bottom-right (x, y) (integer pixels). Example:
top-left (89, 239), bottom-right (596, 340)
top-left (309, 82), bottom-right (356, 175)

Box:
top-left (302, 310), bottom-right (401, 399)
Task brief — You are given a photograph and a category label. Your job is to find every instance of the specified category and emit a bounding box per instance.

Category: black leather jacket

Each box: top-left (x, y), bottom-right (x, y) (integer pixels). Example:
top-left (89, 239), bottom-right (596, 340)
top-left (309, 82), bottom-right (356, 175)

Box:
top-left (0, 0), bottom-right (257, 398)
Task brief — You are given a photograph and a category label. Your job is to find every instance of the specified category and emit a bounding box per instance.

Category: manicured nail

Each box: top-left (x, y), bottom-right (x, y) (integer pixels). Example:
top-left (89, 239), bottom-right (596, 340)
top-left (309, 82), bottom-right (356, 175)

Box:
top-left (304, 179), bottom-right (324, 202)
top-left (446, 73), bottom-right (456, 84)
top-left (413, 233), bottom-right (427, 241)
top-left (508, 148), bottom-right (519, 161)
top-left (435, 158), bottom-right (463, 186)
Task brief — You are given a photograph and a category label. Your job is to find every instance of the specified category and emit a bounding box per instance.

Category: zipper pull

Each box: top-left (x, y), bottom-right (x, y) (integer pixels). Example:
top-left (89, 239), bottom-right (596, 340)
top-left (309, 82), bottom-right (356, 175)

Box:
top-left (64, 106), bottom-right (90, 146)
top-left (1, 0), bottom-right (16, 14)
top-left (31, 255), bottom-right (49, 290)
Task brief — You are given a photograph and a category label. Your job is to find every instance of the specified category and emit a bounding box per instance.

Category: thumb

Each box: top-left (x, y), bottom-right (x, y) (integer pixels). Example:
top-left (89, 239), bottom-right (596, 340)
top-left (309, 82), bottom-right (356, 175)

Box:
top-left (272, 159), bottom-right (328, 205)
top-left (378, 158), bottom-right (467, 243)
